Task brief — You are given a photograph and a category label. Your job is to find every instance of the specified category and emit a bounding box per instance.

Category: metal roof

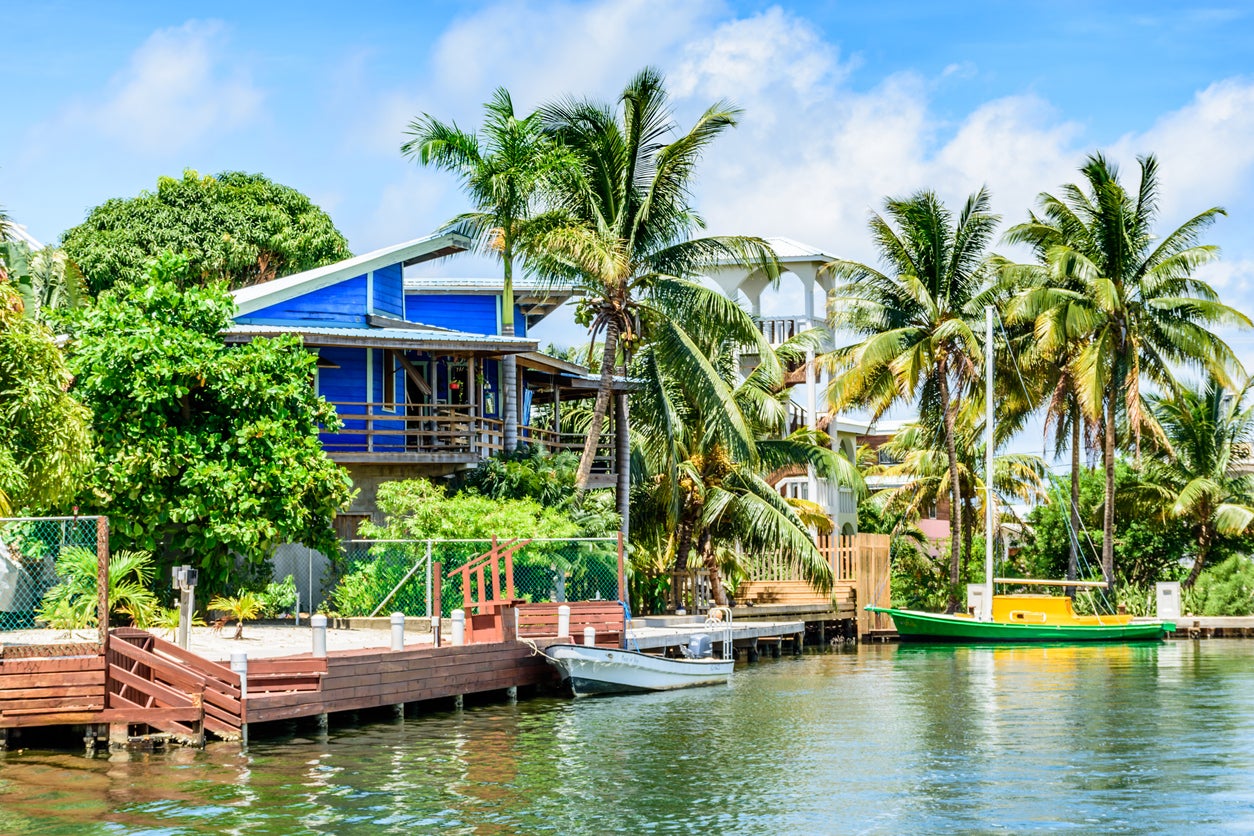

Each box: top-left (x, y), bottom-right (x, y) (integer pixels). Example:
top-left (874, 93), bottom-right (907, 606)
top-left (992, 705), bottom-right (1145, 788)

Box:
top-left (223, 323), bottom-right (537, 354)
top-left (232, 231), bottom-right (472, 316)
top-left (403, 276), bottom-right (571, 293)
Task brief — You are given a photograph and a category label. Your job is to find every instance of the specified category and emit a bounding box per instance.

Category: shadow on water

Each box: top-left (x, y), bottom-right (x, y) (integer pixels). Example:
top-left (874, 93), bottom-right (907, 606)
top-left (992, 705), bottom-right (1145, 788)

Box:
top-left (2, 642), bottom-right (1254, 834)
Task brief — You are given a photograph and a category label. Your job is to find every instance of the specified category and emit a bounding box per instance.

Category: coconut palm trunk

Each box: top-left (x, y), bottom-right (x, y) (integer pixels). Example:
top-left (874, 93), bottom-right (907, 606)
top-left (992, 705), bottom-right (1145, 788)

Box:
top-left (938, 361), bottom-right (964, 609)
top-left (501, 236), bottom-right (518, 453)
top-left (576, 318), bottom-right (619, 491)
top-left (1102, 388), bottom-right (1117, 587)
top-left (1068, 406), bottom-right (1081, 586)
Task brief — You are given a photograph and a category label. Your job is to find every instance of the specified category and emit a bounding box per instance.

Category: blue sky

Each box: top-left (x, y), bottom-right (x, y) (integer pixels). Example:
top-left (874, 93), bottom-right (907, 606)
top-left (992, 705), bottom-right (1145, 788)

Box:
top-left (5, 0), bottom-right (1254, 428)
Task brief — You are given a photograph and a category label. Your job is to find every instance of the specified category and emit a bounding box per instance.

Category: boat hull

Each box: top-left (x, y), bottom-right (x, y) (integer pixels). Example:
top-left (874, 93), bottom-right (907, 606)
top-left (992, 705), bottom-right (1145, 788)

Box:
top-left (868, 607), bottom-right (1175, 643)
top-left (545, 644), bottom-right (733, 696)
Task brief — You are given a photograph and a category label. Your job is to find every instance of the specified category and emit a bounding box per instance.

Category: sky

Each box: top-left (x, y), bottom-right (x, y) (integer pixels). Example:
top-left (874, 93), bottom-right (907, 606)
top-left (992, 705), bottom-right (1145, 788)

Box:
top-left (4, 0), bottom-right (1254, 457)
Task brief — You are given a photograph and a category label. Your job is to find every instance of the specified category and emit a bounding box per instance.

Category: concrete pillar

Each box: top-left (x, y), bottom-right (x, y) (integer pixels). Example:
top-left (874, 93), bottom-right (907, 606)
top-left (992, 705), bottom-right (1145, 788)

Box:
top-left (557, 605), bottom-right (570, 639)
top-left (231, 652), bottom-right (249, 746)
top-left (583, 626), bottom-right (596, 647)
top-left (507, 686), bottom-right (518, 703)
top-left (311, 614), bottom-right (327, 658)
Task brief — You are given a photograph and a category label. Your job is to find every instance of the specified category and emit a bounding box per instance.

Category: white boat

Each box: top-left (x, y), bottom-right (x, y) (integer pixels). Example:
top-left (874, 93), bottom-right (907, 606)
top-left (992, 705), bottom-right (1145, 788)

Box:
top-left (545, 643), bottom-right (734, 696)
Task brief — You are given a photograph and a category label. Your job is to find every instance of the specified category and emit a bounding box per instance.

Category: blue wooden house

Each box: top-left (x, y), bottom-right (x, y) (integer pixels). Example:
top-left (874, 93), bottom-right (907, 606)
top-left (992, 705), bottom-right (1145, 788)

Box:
top-left (225, 232), bottom-right (626, 528)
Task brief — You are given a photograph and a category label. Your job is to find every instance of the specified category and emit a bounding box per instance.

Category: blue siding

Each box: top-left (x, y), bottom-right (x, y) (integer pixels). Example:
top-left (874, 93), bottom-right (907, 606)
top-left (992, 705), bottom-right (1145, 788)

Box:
top-left (242, 275), bottom-right (368, 326)
top-left (317, 348), bottom-right (368, 449)
top-left (372, 264), bottom-right (404, 318)
top-left (406, 294), bottom-right (498, 335)
top-left (514, 305), bottom-right (527, 337)
top-left (373, 348), bottom-right (406, 449)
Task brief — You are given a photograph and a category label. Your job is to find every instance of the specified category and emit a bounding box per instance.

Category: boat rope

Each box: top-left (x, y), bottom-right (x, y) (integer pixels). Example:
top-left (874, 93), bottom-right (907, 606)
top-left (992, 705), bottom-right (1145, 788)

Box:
top-left (519, 637), bottom-right (562, 663)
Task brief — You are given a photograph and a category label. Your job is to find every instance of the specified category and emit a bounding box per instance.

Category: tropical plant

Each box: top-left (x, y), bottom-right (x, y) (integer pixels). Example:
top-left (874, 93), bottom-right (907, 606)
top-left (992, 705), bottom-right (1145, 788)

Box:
top-left (207, 592), bottom-right (263, 639)
top-left (15, 246), bottom-right (89, 323)
top-left (404, 89), bottom-right (572, 454)
top-left (259, 574), bottom-right (299, 618)
top-left (36, 547), bottom-right (160, 630)
top-left (0, 280), bottom-right (93, 515)
top-left (1004, 153), bottom-right (1248, 586)
top-left (61, 169), bottom-right (351, 294)
top-left (631, 313), bottom-right (865, 605)
top-left (824, 188), bottom-right (999, 608)
top-left (64, 252), bottom-right (354, 593)
top-left (1138, 374), bottom-right (1254, 586)
top-left (150, 605), bottom-right (208, 637)
top-left (527, 67), bottom-right (779, 492)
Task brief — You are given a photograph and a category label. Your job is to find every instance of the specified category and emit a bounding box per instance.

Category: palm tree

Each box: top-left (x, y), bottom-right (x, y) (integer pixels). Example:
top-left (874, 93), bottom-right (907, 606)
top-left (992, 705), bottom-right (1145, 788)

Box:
top-left (632, 313), bottom-right (864, 606)
top-left (528, 67), bottom-right (779, 493)
top-left (824, 188), bottom-right (999, 608)
top-left (403, 88), bottom-right (569, 453)
top-left (1003, 153), bottom-right (1248, 585)
top-left (1140, 374), bottom-right (1254, 587)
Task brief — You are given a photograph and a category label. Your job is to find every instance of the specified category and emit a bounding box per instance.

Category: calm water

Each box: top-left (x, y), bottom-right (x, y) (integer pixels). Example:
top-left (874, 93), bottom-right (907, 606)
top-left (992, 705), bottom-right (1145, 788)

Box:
top-left (3, 641), bottom-right (1254, 835)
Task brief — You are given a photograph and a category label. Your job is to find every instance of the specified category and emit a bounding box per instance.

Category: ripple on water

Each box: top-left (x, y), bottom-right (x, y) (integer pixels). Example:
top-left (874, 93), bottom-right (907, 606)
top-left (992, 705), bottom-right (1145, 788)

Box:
top-left (1, 642), bottom-right (1253, 834)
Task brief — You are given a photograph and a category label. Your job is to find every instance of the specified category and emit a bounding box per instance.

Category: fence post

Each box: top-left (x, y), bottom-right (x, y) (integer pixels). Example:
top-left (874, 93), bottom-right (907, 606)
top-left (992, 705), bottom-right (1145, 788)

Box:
top-left (425, 540), bottom-right (433, 618)
top-left (96, 516), bottom-right (109, 648)
top-left (617, 531), bottom-right (626, 605)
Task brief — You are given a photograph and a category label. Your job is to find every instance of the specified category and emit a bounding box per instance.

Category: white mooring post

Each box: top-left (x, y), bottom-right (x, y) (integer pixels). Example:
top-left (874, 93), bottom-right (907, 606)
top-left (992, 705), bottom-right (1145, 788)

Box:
top-left (557, 604), bottom-right (571, 639)
top-left (430, 615), bottom-right (442, 647)
top-left (230, 653), bottom-right (249, 745)
top-left (451, 609), bottom-right (465, 646)
top-left (390, 612), bottom-right (405, 651)
top-left (311, 613), bottom-right (328, 658)
top-left (583, 626), bottom-right (596, 647)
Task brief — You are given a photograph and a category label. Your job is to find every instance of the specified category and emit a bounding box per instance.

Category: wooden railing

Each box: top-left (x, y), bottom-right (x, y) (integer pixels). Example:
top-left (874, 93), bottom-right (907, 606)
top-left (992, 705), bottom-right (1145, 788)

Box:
top-left (321, 403), bottom-right (616, 473)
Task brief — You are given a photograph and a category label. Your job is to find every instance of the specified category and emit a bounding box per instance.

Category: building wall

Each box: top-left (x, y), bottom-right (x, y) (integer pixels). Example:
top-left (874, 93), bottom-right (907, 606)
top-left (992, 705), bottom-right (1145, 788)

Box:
top-left (406, 294), bottom-right (498, 334)
top-left (372, 264), bottom-right (404, 318)
top-left (241, 274), bottom-right (368, 325)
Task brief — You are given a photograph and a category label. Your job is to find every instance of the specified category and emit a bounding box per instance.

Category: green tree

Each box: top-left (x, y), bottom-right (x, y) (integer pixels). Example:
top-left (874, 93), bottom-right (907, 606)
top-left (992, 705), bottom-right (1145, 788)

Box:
top-left (825, 188), bottom-right (999, 608)
top-left (528, 67), bottom-right (778, 493)
top-left (62, 170), bottom-right (351, 294)
top-left (1005, 153), bottom-right (1248, 586)
top-left (631, 309), bottom-right (864, 605)
top-left (1140, 374), bottom-right (1254, 586)
top-left (0, 280), bottom-right (93, 514)
top-left (403, 89), bottom-right (571, 454)
top-left (65, 253), bottom-right (353, 593)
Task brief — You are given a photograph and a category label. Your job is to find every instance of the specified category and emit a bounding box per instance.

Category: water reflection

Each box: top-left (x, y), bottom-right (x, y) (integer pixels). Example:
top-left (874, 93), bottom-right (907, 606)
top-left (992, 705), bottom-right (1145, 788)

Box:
top-left (1, 642), bottom-right (1253, 834)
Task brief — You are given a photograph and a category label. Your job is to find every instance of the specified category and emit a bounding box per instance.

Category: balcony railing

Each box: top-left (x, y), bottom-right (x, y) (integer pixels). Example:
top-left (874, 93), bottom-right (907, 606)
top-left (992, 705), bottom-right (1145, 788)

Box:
top-left (320, 402), bottom-right (616, 477)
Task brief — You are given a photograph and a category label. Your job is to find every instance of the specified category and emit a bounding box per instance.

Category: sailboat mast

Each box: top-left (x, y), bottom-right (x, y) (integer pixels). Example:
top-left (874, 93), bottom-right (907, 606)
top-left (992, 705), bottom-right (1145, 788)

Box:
top-left (984, 305), bottom-right (995, 621)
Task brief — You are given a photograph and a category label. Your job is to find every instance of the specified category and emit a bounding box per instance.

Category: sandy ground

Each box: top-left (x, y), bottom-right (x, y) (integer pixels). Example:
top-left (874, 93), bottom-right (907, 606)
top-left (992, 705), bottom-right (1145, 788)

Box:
top-left (2, 624), bottom-right (436, 663)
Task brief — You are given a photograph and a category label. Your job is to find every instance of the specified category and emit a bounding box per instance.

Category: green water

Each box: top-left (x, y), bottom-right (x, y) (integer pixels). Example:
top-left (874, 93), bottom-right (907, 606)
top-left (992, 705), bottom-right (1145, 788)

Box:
top-left (3, 641), bottom-right (1254, 834)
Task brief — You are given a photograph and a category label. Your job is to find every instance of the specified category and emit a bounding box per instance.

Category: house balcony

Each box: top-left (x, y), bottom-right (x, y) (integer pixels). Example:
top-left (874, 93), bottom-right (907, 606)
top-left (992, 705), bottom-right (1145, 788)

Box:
top-left (320, 402), bottom-right (618, 488)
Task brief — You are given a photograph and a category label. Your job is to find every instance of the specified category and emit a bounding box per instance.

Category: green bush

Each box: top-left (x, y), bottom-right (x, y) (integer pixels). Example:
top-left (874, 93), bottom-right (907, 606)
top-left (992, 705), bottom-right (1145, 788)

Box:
top-left (1185, 556), bottom-right (1254, 616)
top-left (258, 574), bottom-right (298, 618)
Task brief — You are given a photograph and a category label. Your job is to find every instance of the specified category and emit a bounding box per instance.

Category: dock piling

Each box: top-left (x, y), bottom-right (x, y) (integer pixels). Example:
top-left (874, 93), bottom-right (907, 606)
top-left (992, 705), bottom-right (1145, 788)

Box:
top-left (311, 614), bottom-right (328, 658)
top-left (390, 612), bottom-right (405, 651)
top-left (431, 615), bottom-right (441, 647)
top-left (231, 653), bottom-right (249, 746)
top-left (583, 626), bottom-right (596, 646)
top-left (452, 610), bottom-right (465, 646)
top-left (557, 604), bottom-right (571, 640)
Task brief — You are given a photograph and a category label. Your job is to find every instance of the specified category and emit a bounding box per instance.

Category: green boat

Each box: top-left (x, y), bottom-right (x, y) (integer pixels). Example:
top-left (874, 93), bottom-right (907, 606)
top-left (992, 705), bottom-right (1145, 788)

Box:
top-left (867, 601), bottom-right (1175, 643)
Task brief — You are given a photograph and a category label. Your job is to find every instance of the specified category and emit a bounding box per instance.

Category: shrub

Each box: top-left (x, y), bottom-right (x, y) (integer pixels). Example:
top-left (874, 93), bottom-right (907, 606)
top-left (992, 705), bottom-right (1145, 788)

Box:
top-left (1185, 556), bottom-right (1254, 616)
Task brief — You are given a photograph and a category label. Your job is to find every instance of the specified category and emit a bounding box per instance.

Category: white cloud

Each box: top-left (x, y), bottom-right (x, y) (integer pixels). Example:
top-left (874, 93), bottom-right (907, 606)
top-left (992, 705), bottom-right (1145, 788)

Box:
top-left (57, 20), bottom-right (263, 154)
top-left (1113, 78), bottom-right (1254, 224)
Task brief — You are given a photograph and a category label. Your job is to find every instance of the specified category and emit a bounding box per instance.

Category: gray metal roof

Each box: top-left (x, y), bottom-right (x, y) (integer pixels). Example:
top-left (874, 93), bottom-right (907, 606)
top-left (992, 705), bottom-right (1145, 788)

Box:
top-left (223, 323), bottom-right (537, 354)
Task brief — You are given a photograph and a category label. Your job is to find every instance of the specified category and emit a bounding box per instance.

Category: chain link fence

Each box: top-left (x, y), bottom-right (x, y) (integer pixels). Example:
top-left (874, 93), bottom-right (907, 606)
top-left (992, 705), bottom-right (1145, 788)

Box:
top-left (326, 538), bottom-right (622, 618)
top-left (0, 516), bottom-right (107, 647)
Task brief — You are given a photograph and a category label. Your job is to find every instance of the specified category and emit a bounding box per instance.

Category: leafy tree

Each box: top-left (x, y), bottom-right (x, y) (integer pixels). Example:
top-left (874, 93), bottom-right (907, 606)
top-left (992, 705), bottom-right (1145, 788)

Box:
top-left (1140, 374), bottom-right (1254, 586)
top-left (529, 67), bottom-right (778, 492)
top-left (404, 88), bottom-right (572, 454)
top-left (0, 280), bottom-right (92, 514)
top-left (1018, 463), bottom-right (1192, 588)
top-left (825, 188), bottom-right (999, 609)
top-left (62, 170), bottom-right (351, 294)
top-left (65, 253), bottom-right (353, 593)
top-left (1005, 153), bottom-right (1247, 586)
top-left (359, 478), bottom-right (580, 542)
